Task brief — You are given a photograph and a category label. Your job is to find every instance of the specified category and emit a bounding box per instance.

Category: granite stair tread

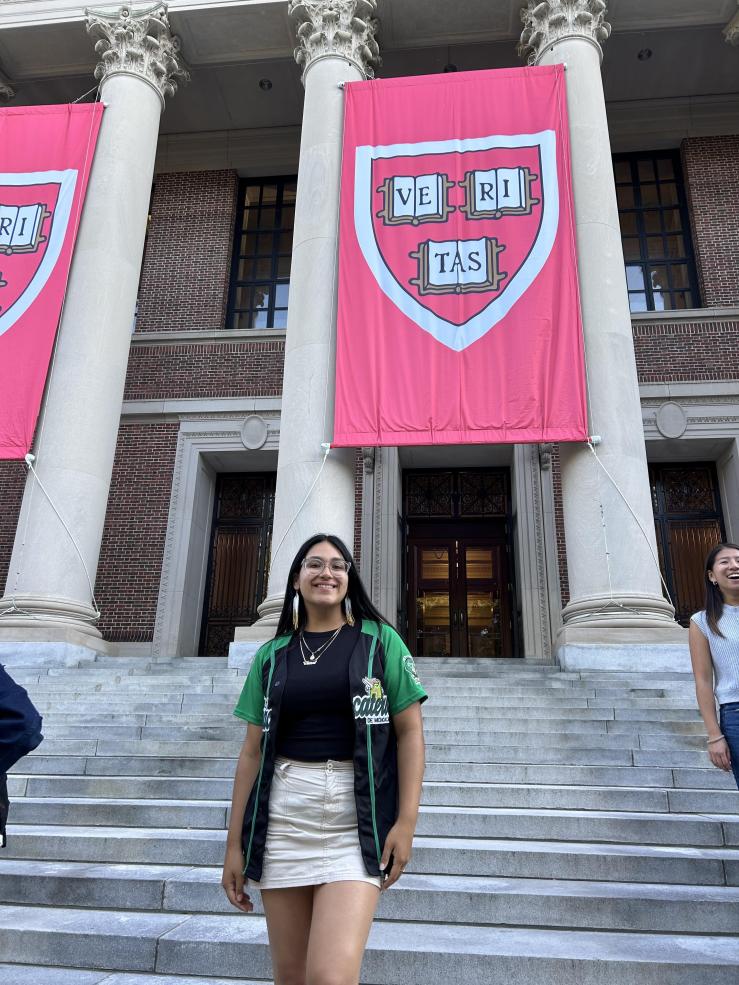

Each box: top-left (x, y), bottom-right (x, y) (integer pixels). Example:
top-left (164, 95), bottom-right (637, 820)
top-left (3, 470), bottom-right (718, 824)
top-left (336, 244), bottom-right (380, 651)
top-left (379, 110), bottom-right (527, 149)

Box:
top-left (2, 906), bottom-right (739, 984)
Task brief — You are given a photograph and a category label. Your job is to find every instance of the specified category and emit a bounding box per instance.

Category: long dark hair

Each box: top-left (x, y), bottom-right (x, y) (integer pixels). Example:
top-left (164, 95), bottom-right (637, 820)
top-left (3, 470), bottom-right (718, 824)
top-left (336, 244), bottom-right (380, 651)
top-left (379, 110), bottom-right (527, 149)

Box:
top-left (274, 533), bottom-right (390, 637)
top-left (704, 542), bottom-right (739, 637)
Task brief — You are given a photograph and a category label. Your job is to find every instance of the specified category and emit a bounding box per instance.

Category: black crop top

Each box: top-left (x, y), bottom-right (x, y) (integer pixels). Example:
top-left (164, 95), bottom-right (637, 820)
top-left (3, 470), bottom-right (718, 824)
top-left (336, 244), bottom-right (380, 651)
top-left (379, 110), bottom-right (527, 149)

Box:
top-left (275, 624), bottom-right (359, 761)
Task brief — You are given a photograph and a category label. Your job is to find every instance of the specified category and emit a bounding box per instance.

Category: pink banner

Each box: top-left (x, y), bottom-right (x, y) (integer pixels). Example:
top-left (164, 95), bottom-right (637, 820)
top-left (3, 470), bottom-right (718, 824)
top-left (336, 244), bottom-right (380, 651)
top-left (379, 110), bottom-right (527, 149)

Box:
top-left (0, 103), bottom-right (103, 459)
top-left (334, 66), bottom-right (588, 446)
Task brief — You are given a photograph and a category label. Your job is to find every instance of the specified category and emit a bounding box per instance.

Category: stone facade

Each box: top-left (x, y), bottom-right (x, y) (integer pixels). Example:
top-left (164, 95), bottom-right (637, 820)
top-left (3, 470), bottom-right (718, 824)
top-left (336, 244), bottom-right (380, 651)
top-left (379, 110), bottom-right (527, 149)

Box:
top-left (0, 3), bottom-right (737, 663)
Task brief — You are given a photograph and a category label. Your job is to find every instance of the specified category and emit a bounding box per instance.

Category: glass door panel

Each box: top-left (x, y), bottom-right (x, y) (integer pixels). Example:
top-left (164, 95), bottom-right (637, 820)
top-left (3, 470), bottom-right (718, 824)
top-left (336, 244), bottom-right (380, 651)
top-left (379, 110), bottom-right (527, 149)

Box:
top-left (416, 591), bottom-right (451, 657)
top-left (407, 532), bottom-right (512, 657)
top-left (460, 542), bottom-right (510, 658)
top-left (413, 545), bottom-right (453, 657)
top-left (466, 591), bottom-right (499, 657)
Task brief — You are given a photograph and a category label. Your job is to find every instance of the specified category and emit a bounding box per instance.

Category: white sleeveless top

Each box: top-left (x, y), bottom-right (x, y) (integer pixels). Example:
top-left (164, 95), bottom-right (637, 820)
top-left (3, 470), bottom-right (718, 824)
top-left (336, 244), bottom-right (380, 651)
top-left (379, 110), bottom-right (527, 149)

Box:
top-left (691, 605), bottom-right (739, 704)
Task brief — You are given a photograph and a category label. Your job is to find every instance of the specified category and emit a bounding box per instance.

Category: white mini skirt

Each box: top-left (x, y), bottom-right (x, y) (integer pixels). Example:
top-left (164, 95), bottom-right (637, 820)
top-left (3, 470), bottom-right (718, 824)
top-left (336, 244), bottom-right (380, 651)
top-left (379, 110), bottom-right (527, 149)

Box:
top-left (254, 756), bottom-right (382, 891)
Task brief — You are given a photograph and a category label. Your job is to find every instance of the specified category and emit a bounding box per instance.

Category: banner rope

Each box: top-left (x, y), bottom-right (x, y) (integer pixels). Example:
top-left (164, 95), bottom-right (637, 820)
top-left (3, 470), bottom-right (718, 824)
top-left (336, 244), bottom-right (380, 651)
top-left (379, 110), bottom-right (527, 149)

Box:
top-left (24, 454), bottom-right (100, 619)
top-left (577, 306), bottom-right (674, 617)
top-left (586, 439), bottom-right (674, 606)
top-left (5, 85), bottom-right (104, 620)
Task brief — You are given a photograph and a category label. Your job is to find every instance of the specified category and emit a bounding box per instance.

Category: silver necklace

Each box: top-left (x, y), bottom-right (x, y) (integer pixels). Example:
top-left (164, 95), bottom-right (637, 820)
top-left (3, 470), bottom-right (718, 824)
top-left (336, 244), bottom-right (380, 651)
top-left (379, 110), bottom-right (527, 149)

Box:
top-left (299, 624), bottom-right (344, 666)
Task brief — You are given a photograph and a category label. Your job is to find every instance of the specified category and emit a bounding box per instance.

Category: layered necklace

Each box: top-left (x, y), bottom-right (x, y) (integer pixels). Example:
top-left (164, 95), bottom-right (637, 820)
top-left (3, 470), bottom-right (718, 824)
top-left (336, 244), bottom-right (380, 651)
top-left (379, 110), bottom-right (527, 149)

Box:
top-left (299, 624), bottom-right (344, 666)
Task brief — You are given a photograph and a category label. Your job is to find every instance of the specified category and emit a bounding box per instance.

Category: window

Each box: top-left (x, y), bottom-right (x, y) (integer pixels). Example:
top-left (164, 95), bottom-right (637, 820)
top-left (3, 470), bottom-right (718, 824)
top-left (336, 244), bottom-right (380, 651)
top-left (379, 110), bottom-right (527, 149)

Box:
top-left (613, 151), bottom-right (699, 313)
top-left (227, 177), bottom-right (296, 330)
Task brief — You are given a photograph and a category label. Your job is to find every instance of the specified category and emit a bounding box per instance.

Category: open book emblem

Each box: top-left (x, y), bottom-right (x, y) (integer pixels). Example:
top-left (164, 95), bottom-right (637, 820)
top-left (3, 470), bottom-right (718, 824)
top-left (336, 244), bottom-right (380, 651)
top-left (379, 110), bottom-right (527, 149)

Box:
top-left (0, 170), bottom-right (78, 339)
top-left (354, 132), bottom-right (558, 351)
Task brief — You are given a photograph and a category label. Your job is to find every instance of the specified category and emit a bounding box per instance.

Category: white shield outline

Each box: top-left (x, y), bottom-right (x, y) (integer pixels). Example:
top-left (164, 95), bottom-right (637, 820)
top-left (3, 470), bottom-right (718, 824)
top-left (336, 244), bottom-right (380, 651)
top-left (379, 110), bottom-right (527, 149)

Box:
top-left (354, 131), bottom-right (558, 352)
top-left (0, 169), bottom-right (78, 339)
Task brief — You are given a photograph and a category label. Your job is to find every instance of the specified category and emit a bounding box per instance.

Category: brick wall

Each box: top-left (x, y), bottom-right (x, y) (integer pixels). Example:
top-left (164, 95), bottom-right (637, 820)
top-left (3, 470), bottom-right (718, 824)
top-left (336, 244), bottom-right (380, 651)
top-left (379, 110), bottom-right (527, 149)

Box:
top-left (0, 461), bottom-right (26, 593)
top-left (124, 340), bottom-right (285, 401)
top-left (633, 316), bottom-right (739, 383)
top-left (135, 171), bottom-right (239, 333)
top-left (550, 446), bottom-right (568, 606)
top-left (682, 136), bottom-right (739, 308)
top-left (95, 423), bottom-right (179, 642)
top-left (353, 449), bottom-right (363, 565)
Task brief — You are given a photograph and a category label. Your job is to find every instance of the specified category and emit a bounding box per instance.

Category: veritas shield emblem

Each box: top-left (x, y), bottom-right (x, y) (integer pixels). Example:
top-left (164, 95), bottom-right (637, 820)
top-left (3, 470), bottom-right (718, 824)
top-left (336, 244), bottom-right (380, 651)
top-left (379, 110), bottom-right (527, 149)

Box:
top-left (354, 132), bottom-right (558, 351)
top-left (0, 170), bottom-right (77, 339)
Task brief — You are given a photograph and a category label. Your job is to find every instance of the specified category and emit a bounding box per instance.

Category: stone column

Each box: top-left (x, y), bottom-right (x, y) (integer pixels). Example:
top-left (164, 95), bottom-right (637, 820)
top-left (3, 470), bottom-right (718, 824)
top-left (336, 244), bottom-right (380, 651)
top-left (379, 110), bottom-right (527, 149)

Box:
top-left (0, 4), bottom-right (187, 659)
top-left (232, 1), bottom-right (380, 659)
top-left (519, 1), bottom-right (686, 669)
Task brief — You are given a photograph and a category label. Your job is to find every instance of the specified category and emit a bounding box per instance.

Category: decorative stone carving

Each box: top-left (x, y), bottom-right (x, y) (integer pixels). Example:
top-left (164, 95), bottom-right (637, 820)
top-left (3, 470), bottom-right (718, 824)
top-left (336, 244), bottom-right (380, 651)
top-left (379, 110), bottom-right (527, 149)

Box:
top-left (362, 446), bottom-right (376, 474)
top-left (289, 0), bottom-right (381, 81)
top-left (725, 5), bottom-right (739, 46)
top-left (655, 402), bottom-right (687, 439)
top-left (519, 0), bottom-right (612, 65)
top-left (86, 3), bottom-right (189, 103)
top-left (0, 70), bottom-right (15, 102)
top-left (241, 415), bottom-right (269, 450)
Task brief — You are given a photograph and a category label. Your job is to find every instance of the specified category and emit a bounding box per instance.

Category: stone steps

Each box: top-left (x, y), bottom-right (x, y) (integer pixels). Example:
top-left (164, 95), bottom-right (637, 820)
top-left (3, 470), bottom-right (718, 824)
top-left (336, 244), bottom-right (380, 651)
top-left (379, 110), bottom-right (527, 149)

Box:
top-left (2, 655), bottom-right (738, 984)
top-left (2, 860), bottom-right (739, 934)
top-left (1, 907), bottom-right (738, 984)
top-left (5, 825), bottom-right (739, 883)
top-left (7, 777), bottom-right (739, 814)
top-left (7, 795), bottom-right (739, 842)
top-left (0, 970), bottom-right (265, 985)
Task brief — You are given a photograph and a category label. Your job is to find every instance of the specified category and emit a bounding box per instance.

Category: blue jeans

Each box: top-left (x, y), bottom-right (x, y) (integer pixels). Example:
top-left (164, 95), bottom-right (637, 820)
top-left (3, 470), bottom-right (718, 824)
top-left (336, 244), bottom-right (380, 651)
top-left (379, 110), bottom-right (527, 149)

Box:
top-left (719, 702), bottom-right (739, 790)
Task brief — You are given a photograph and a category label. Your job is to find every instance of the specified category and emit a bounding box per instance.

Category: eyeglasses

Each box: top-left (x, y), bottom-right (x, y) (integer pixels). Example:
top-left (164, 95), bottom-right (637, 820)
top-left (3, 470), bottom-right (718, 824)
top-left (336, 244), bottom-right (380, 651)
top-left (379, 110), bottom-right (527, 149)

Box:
top-left (301, 556), bottom-right (351, 575)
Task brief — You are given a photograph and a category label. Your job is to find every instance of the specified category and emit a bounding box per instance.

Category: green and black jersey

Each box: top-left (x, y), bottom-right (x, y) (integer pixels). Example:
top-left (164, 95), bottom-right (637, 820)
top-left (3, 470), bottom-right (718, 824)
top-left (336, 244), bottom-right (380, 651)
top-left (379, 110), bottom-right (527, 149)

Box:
top-left (233, 620), bottom-right (427, 880)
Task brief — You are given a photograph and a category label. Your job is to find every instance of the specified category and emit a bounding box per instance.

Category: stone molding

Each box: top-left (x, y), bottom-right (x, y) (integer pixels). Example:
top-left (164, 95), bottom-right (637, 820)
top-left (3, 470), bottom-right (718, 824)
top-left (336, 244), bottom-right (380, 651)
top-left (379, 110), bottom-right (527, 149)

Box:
top-left (86, 3), bottom-right (189, 104)
top-left (519, 0), bottom-right (611, 65)
top-left (289, 0), bottom-right (380, 81)
top-left (152, 416), bottom-right (280, 657)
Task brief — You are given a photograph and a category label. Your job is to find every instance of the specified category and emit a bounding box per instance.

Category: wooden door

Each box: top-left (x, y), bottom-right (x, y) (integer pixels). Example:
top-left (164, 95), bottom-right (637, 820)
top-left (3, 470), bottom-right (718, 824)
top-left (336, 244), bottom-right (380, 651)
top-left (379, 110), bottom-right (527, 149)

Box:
top-left (200, 473), bottom-right (275, 656)
top-left (650, 463), bottom-right (725, 626)
top-left (404, 468), bottom-right (515, 657)
top-left (407, 532), bottom-right (512, 657)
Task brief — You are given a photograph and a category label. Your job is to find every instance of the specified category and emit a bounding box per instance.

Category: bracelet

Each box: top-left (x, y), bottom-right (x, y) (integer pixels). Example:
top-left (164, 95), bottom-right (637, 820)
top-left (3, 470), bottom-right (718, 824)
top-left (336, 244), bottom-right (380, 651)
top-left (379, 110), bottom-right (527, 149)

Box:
top-left (707, 734), bottom-right (725, 745)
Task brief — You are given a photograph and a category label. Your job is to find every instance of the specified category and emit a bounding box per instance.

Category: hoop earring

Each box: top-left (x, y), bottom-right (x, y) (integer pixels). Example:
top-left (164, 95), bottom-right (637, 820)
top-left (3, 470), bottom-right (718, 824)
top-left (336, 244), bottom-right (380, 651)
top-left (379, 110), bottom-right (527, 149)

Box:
top-left (344, 596), bottom-right (355, 627)
top-left (292, 592), bottom-right (300, 631)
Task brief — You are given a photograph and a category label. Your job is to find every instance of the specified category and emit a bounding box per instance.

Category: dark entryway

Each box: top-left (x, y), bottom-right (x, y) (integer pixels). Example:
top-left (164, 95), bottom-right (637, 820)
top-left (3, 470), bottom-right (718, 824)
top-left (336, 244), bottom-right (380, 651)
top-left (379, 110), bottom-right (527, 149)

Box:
top-left (404, 469), bottom-right (514, 657)
top-left (200, 473), bottom-right (275, 656)
top-left (650, 462), bottom-right (726, 626)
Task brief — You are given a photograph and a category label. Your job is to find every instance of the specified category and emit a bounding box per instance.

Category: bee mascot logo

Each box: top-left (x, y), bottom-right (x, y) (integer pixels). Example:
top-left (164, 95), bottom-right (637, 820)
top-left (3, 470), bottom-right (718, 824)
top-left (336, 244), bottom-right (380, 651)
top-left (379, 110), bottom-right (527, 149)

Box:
top-left (353, 676), bottom-right (390, 725)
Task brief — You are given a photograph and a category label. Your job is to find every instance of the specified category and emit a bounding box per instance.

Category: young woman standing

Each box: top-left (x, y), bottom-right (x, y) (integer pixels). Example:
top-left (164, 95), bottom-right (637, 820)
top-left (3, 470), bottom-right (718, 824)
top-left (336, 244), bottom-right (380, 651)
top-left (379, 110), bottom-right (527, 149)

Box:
top-left (689, 542), bottom-right (739, 789)
top-left (221, 533), bottom-right (427, 985)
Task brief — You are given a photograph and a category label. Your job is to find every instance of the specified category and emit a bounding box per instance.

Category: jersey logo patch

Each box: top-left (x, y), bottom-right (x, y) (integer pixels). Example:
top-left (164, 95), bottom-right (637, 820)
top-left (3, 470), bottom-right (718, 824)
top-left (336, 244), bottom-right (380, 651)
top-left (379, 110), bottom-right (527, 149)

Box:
top-left (262, 697), bottom-right (272, 731)
top-left (403, 654), bottom-right (422, 687)
top-left (353, 677), bottom-right (389, 725)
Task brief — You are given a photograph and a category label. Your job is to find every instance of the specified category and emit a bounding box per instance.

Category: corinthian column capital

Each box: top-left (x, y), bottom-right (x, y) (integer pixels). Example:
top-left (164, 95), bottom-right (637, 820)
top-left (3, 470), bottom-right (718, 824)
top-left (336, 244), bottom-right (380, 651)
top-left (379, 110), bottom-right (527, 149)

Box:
top-left (724, 5), bottom-right (739, 46)
top-left (86, 3), bottom-right (189, 105)
top-left (518, 0), bottom-right (611, 65)
top-left (0, 67), bottom-right (15, 102)
top-left (289, 0), bottom-right (381, 82)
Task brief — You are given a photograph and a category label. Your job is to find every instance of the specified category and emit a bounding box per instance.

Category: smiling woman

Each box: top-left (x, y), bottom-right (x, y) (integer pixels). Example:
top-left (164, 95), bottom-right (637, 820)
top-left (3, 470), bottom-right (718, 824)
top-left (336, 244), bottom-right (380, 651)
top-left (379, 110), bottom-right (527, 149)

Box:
top-left (221, 533), bottom-right (427, 985)
top-left (688, 543), bottom-right (739, 790)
